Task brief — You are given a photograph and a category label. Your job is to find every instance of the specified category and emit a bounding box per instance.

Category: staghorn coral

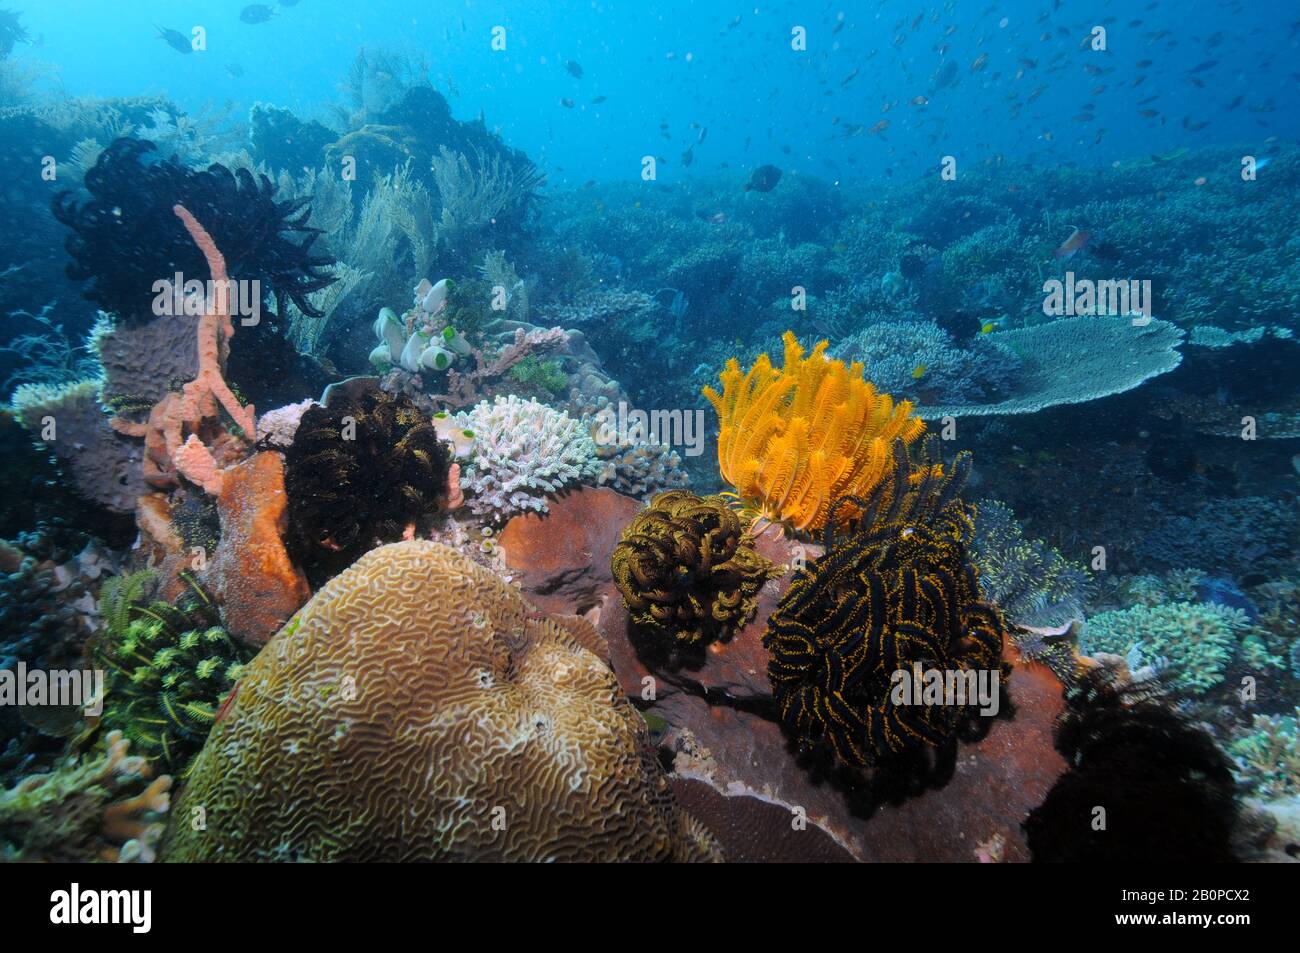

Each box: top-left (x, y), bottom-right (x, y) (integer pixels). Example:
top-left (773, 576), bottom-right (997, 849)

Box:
top-left (453, 394), bottom-right (601, 521)
top-left (92, 571), bottom-right (251, 776)
top-left (162, 541), bottom-right (720, 862)
top-left (1080, 602), bottom-right (1257, 696)
top-left (0, 730), bottom-right (171, 862)
top-left (918, 315), bottom-right (1184, 419)
top-left (1230, 708), bottom-right (1300, 799)
top-left (763, 437), bottom-right (1006, 769)
top-left (284, 389), bottom-right (452, 582)
top-left (613, 491), bottom-right (783, 645)
top-left (703, 330), bottom-right (925, 533)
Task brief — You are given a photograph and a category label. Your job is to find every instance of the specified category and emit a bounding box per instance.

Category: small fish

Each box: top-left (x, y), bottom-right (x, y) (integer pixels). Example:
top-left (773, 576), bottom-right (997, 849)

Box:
top-left (155, 25), bottom-right (192, 54)
top-left (225, 63), bottom-right (245, 79)
top-left (971, 52), bottom-right (988, 72)
top-left (911, 364), bottom-right (928, 379)
top-left (980, 321), bottom-right (998, 334)
top-left (591, 95), bottom-right (607, 104)
top-left (1188, 59), bottom-right (1218, 73)
top-left (696, 210), bottom-right (728, 224)
top-left (559, 97), bottom-right (575, 108)
top-left (908, 95), bottom-right (929, 106)
top-left (239, 4), bottom-right (277, 24)
top-left (1053, 227), bottom-right (1091, 259)
top-left (743, 164), bottom-right (782, 192)
top-left (869, 119), bottom-right (890, 134)
top-left (565, 59), bottom-right (583, 78)
top-left (681, 145), bottom-right (694, 167)
top-left (841, 67), bottom-right (860, 86)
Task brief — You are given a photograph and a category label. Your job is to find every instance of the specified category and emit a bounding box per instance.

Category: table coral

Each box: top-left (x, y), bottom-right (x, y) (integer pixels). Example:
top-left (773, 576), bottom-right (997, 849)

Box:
top-left (703, 330), bottom-right (924, 532)
top-left (613, 490), bottom-right (783, 645)
top-left (163, 540), bottom-right (720, 862)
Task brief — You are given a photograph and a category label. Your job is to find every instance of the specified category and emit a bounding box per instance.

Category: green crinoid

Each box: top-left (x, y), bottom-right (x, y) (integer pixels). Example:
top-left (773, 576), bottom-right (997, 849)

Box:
top-left (93, 570), bottom-right (251, 776)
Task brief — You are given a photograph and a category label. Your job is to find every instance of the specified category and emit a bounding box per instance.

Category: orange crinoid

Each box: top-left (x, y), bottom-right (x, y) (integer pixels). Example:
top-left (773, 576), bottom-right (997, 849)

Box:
top-left (702, 331), bottom-right (925, 532)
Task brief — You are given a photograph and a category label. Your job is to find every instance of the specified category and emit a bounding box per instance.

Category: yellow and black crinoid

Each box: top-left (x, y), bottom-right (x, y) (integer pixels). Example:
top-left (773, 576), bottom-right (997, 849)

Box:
top-left (612, 490), bottom-right (782, 645)
top-left (763, 436), bottom-right (1007, 769)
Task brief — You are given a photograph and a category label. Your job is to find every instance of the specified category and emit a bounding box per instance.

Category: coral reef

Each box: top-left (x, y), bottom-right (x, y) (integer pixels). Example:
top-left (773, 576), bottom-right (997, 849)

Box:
top-left (284, 389), bottom-right (452, 581)
top-left (1230, 708), bottom-right (1300, 799)
top-left (93, 570), bottom-right (251, 776)
top-left (453, 394), bottom-right (601, 521)
top-left (763, 437), bottom-right (1007, 769)
top-left (163, 541), bottom-right (720, 862)
top-left (704, 330), bottom-right (924, 532)
top-left (612, 490), bottom-right (783, 645)
top-left (0, 730), bottom-right (171, 862)
top-left (1080, 601), bottom-right (1259, 696)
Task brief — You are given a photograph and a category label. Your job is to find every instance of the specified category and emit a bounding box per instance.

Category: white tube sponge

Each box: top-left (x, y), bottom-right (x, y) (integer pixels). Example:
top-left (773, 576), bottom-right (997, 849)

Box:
top-left (454, 395), bottom-right (601, 520)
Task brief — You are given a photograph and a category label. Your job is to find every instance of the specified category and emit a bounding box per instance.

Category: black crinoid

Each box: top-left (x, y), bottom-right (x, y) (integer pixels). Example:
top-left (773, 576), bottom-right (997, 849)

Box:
top-left (763, 436), bottom-right (1008, 778)
top-left (1023, 664), bottom-right (1240, 863)
top-left (52, 137), bottom-right (335, 327)
top-left (283, 390), bottom-right (452, 584)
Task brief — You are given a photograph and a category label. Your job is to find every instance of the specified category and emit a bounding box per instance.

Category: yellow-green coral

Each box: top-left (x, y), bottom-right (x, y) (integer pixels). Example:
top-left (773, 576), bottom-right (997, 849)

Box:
top-left (0, 730), bottom-right (171, 862)
top-left (1230, 708), bottom-right (1300, 799)
top-left (612, 490), bottom-right (783, 645)
top-left (1080, 601), bottom-right (1252, 695)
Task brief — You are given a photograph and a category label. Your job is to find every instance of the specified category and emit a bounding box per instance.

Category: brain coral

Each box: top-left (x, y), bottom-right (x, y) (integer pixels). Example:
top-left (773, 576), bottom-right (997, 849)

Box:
top-left (162, 541), bottom-right (720, 862)
top-left (612, 490), bottom-right (783, 645)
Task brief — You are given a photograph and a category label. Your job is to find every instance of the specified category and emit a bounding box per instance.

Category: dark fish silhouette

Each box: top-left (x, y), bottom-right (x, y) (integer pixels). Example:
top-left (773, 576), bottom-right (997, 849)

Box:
top-left (565, 60), bottom-right (583, 78)
top-left (155, 25), bottom-right (192, 54)
top-left (240, 4), bottom-right (277, 24)
top-left (743, 164), bottom-right (782, 192)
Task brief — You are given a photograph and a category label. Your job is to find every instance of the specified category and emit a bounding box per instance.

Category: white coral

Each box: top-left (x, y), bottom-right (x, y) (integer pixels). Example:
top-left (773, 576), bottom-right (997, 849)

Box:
top-left (454, 395), bottom-right (600, 520)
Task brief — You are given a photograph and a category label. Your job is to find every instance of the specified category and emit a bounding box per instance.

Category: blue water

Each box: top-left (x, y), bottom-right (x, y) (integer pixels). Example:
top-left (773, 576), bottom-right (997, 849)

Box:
top-left (12, 0), bottom-right (1297, 185)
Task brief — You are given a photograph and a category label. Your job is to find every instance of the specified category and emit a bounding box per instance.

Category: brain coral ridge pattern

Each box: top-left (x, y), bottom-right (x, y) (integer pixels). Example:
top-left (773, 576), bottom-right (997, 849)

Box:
top-left (162, 541), bottom-right (720, 862)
